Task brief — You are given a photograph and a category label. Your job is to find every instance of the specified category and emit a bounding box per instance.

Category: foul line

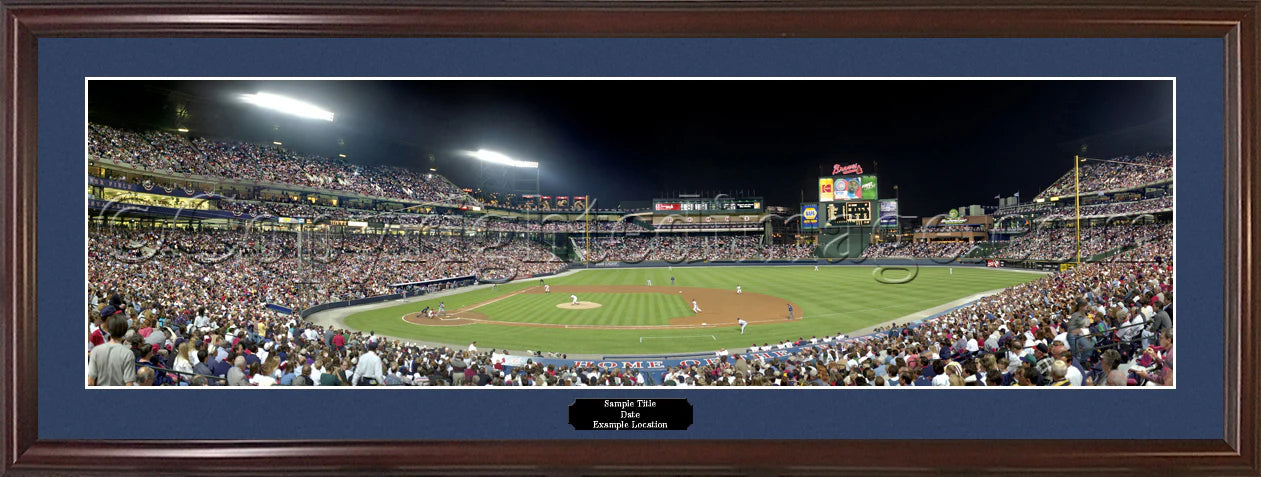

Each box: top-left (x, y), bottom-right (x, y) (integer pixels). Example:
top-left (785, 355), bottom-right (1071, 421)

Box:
top-left (400, 314), bottom-right (476, 327)
top-left (462, 288), bottom-right (533, 312)
top-left (640, 335), bottom-right (717, 342)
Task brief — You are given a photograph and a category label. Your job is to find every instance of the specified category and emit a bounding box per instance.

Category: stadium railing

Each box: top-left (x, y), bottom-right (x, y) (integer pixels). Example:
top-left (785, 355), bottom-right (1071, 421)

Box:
top-left (136, 362), bottom-right (229, 385)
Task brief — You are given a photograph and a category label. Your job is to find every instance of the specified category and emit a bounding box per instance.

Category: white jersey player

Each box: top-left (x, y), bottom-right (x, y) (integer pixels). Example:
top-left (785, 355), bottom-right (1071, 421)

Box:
top-left (736, 285), bottom-right (743, 295)
top-left (544, 284), bottom-right (550, 293)
top-left (570, 294), bottom-right (578, 305)
top-left (691, 299), bottom-right (702, 313)
top-left (738, 317), bottom-right (748, 335)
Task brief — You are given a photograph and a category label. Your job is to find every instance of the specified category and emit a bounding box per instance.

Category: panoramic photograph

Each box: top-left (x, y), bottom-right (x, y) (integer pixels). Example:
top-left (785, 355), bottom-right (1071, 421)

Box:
top-left (85, 79), bottom-right (1173, 388)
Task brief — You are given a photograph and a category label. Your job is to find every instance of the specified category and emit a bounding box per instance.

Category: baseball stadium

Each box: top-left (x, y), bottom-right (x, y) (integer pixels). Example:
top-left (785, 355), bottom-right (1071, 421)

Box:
top-left (86, 80), bottom-right (1173, 388)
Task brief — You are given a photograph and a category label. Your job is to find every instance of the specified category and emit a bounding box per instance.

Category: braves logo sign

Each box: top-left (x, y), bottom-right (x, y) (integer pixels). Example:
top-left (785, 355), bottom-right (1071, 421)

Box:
top-left (832, 163), bottom-right (864, 175)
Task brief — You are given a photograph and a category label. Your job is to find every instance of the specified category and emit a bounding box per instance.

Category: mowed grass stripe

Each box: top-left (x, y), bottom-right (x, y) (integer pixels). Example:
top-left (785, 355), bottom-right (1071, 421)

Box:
top-left (344, 266), bottom-right (1044, 354)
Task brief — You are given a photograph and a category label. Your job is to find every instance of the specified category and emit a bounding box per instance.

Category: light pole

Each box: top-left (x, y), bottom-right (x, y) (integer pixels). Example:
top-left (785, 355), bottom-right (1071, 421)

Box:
top-left (1075, 155), bottom-right (1081, 265)
top-left (534, 165), bottom-right (540, 240)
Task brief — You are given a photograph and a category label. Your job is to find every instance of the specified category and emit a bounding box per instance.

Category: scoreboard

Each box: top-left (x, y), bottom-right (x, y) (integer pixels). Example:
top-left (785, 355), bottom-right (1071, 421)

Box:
top-left (653, 197), bottom-right (763, 214)
top-left (826, 200), bottom-right (874, 225)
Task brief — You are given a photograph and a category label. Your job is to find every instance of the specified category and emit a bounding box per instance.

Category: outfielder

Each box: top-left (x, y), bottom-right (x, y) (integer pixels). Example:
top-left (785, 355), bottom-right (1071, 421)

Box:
top-left (647, 279), bottom-right (652, 286)
top-left (737, 317), bottom-right (748, 335)
top-left (691, 299), bottom-right (702, 314)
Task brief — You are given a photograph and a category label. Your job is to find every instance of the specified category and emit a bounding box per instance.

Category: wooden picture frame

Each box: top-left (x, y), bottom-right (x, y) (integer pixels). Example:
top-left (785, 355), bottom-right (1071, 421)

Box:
top-left (3, 2), bottom-right (1257, 474)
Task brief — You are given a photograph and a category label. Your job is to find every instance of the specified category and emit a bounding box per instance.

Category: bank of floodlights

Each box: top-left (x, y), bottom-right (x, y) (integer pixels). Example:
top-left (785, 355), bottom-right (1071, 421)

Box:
top-left (239, 92), bottom-right (335, 122)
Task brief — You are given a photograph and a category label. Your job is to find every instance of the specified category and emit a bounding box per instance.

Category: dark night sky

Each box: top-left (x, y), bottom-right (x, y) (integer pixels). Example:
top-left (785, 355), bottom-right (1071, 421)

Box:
top-left (88, 80), bottom-right (1172, 216)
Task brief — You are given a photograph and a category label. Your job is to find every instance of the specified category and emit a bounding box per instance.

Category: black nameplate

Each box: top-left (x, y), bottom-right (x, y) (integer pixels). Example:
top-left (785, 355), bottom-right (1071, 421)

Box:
top-left (568, 398), bottom-right (693, 431)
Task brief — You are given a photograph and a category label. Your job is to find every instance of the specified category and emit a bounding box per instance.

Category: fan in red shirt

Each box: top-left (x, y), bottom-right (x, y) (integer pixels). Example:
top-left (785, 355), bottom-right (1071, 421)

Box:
top-left (88, 316), bottom-right (108, 348)
top-left (331, 331), bottom-right (346, 350)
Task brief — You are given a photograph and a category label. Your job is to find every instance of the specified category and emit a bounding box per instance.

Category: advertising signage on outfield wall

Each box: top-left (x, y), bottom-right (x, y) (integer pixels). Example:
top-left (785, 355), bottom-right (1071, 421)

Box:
top-left (801, 203), bottom-right (819, 229)
top-left (819, 175), bottom-right (878, 202)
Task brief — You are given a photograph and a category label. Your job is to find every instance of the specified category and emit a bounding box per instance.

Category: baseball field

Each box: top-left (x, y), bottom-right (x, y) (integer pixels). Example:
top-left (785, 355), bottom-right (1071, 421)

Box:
top-left (341, 265), bottom-right (1044, 355)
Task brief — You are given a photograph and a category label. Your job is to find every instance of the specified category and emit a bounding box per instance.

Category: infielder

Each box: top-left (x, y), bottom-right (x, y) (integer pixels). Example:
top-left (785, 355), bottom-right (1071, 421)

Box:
top-left (570, 294), bottom-right (578, 305)
top-left (544, 284), bottom-right (550, 293)
top-left (737, 317), bottom-right (748, 335)
top-left (786, 303), bottom-right (794, 320)
top-left (736, 285), bottom-right (743, 295)
top-left (691, 299), bottom-right (702, 314)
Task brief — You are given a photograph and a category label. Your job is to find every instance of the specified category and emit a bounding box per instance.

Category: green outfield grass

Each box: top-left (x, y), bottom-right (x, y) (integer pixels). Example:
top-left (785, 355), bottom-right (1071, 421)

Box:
top-left (342, 265), bottom-right (1044, 355)
top-left (476, 292), bottom-right (690, 326)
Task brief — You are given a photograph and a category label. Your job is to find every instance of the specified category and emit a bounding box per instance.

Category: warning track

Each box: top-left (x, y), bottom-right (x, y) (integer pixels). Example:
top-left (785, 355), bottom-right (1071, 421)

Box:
top-left (400, 285), bottom-right (800, 330)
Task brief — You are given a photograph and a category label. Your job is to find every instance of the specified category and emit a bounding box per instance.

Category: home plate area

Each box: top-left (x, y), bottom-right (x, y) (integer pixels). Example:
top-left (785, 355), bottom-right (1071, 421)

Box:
top-left (557, 301), bottom-right (603, 310)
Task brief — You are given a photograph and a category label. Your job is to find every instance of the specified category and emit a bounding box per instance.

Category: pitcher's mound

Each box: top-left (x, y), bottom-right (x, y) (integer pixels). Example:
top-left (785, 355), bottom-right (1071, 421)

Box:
top-left (557, 301), bottom-right (602, 310)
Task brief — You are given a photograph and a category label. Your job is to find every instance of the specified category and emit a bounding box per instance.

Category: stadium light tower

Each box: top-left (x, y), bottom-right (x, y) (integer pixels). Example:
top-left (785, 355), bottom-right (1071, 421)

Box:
top-left (468, 149), bottom-right (539, 169)
top-left (467, 149), bottom-right (541, 232)
top-left (240, 92), bottom-right (335, 121)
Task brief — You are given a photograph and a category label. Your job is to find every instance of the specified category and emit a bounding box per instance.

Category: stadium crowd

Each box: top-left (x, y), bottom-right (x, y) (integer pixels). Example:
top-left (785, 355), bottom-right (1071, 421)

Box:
top-left (861, 241), bottom-right (977, 259)
top-left (993, 223), bottom-right (1169, 261)
top-left (576, 235), bottom-right (815, 262)
top-left (213, 199), bottom-right (654, 233)
top-left (1034, 152), bottom-right (1172, 200)
top-left (1036, 196), bottom-right (1173, 221)
top-left (90, 226), bottom-right (565, 311)
top-left (90, 123), bottom-right (476, 205)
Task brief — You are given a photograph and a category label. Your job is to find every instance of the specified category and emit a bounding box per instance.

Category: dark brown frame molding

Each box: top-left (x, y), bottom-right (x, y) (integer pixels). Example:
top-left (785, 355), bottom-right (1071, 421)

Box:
top-left (2, 1), bottom-right (1257, 475)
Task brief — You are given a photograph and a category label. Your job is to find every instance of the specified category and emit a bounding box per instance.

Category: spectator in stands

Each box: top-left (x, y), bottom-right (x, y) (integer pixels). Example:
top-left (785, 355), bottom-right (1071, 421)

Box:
top-left (1136, 329), bottom-right (1173, 386)
top-left (352, 341), bottom-right (384, 386)
top-left (171, 341), bottom-right (195, 383)
top-left (1050, 361), bottom-right (1071, 386)
top-left (227, 356), bottom-right (249, 386)
top-left (87, 315), bottom-right (136, 386)
top-left (1098, 349), bottom-right (1127, 386)
top-left (135, 367), bottom-right (155, 387)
